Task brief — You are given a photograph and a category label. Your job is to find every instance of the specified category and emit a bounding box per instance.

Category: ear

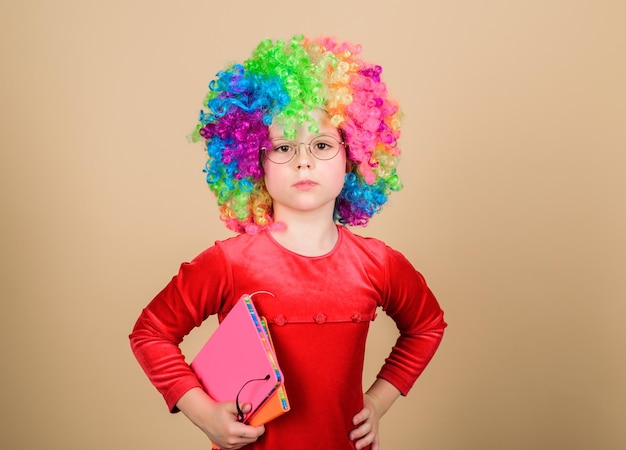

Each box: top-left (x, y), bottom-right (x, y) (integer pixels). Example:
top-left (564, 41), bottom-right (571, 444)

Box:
top-left (345, 159), bottom-right (355, 174)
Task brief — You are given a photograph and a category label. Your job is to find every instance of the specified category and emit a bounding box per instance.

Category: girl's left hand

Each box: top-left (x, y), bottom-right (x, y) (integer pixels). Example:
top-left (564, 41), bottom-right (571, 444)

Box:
top-left (350, 392), bottom-right (382, 450)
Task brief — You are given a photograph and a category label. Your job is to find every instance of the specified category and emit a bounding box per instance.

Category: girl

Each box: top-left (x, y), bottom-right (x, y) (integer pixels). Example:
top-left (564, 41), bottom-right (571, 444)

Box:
top-left (130, 34), bottom-right (446, 450)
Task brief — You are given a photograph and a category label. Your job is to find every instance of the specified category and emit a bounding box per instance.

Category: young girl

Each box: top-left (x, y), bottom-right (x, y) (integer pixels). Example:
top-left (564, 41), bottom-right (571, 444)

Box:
top-left (130, 34), bottom-right (446, 450)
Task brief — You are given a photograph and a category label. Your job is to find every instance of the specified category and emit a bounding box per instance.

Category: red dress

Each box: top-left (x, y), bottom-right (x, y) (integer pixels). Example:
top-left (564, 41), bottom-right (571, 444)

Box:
top-left (130, 226), bottom-right (446, 449)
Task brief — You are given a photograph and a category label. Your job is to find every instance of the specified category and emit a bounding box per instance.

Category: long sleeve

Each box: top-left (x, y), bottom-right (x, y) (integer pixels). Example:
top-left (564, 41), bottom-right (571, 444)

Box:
top-left (376, 247), bottom-right (447, 395)
top-left (129, 244), bottom-right (233, 411)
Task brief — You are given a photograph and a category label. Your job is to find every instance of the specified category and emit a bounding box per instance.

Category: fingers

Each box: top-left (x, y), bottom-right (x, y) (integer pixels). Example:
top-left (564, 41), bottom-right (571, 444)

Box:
top-left (351, 405), bottom-right (380, 450)
top-left (350, 420), bottom-right (372, 441)
top-left (352, 426), bottom-right (376, 450)
top-left (224, 401), bottom-right (251, 419)
top-left (371, 433), bottom-right (380, 450)
top-left (352, 405), bottom-right (371, 426)
top-left (229, 419), bottom-right (265, 445)
top-left (353, 429), bottom-right (378, 450)
top-left (215, 424), bottom-right (265, 450)
top-left (209, 402), bottom-right (265, 450)
top-left (239, 403), bottom-right (253, 414)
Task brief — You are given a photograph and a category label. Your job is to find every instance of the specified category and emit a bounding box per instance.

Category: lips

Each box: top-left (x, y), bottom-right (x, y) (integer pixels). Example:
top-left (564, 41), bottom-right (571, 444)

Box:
top-left (293, 180), bottom-right (318, 189)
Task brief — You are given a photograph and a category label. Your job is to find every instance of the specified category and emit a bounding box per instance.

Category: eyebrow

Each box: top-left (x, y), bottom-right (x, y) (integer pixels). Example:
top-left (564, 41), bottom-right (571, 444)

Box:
top-left (269, 133), bottom-right (341, 141)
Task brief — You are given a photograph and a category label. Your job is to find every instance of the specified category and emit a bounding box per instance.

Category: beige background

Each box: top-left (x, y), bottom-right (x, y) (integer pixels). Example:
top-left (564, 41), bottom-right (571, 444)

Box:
top-left (1, 0), bottom-right (624, 449)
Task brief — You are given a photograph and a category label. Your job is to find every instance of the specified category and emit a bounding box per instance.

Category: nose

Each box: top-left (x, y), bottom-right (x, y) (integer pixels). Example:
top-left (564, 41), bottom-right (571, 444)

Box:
top-left (293, 142), bottom-right (314, 169)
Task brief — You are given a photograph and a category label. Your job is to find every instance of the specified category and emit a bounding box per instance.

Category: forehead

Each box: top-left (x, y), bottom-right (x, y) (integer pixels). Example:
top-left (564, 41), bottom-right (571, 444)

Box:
top-left (268, 109), bottom-right (337, 139)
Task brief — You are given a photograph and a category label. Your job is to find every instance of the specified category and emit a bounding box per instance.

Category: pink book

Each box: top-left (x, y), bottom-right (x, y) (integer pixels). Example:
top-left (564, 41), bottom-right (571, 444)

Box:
top-left (190, 292), bottom-right (287, 424)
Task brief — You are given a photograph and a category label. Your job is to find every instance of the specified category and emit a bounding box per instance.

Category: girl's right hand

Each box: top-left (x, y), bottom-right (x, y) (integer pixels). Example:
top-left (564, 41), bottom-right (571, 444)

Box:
top-left (176, 387), bottom-right (265, 449)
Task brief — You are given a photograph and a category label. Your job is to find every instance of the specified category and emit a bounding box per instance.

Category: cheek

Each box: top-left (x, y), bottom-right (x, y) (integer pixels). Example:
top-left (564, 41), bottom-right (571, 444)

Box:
top-left (327, 159), bottom-right (350, 193)
top-left (262, 163), bottom-right (281, 197)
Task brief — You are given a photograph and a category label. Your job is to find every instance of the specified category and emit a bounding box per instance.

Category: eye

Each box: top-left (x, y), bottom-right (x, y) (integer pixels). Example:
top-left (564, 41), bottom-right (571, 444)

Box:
top-left (311, 136), bottom-right (338, 152)
top-left (272, 143), bottom-right (294, 154)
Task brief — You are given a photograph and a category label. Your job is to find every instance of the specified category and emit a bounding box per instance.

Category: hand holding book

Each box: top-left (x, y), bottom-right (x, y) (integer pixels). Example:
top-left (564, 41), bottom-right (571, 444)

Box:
top-left (190, 292), bottom-right (290, 442)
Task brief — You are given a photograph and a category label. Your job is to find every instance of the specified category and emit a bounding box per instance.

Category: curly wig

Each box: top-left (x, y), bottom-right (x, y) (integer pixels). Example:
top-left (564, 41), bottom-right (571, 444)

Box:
top-left (189, 34), bottom-right (403, 233)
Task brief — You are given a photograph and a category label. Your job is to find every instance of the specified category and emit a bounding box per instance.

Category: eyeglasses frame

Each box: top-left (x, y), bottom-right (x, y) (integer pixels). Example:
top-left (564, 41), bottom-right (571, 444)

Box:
top-left (261, 133), bottom-right (347, 165)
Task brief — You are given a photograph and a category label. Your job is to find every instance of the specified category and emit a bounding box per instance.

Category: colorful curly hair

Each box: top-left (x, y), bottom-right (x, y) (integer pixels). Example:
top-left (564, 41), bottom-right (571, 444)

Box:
top-left (189, 34), bottom-right (403, 234)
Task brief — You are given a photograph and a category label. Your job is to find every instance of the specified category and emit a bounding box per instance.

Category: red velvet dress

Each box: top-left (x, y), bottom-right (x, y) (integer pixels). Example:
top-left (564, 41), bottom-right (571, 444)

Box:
top-left (130, 226), bottom-right (446, 449)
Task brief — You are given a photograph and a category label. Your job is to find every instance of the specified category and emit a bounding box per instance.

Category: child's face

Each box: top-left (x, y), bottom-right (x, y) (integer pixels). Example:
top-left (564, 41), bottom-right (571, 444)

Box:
top-left (263, 109), bottom-right (348, 220)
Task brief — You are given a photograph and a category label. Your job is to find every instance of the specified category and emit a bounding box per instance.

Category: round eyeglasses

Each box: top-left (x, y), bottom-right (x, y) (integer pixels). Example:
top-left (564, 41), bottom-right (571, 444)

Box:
top-left (262, 134), bottom-right (345, 164)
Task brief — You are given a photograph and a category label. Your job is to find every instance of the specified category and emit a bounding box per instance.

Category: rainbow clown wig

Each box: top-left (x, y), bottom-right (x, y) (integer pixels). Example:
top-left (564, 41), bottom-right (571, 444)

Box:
top-left (189, 34), bottom-right (403, 234)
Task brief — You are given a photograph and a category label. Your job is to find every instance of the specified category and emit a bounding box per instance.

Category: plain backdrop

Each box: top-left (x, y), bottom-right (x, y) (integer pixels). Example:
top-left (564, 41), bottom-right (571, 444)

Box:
top-left (1, 1), bottom-right (625, 449)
